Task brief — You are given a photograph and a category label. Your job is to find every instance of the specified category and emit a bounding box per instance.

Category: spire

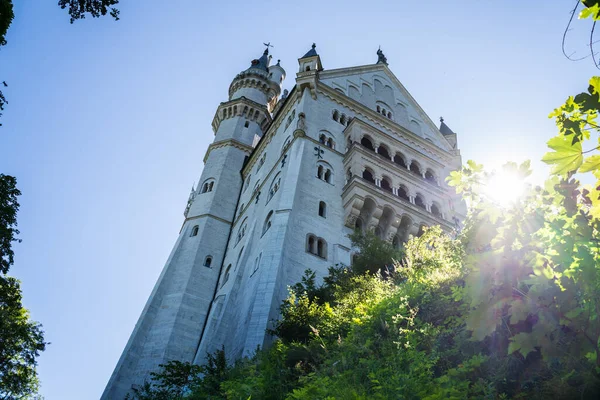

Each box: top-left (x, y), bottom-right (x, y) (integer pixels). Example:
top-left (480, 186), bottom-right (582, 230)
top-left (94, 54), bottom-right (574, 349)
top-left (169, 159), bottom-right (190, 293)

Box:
top-left (302, 43), bottom-right (318, 58)
top-left (439, 117), bottom-right (455, 135)
top-left (376, 46), bottom-right (388, 65)
top-left (248, 44), bottom-right (272, 72)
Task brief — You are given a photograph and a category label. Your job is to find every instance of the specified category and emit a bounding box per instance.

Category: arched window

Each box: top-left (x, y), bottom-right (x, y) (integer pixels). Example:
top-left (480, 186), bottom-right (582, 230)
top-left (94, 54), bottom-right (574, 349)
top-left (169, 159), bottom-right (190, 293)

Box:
top-left (393, 154), bottom-right (407, 168)
top-left (326, 138), bottom-right (334, 149)
top-left (267, 174), bottom-right (281, 202)
top-left (244, 121), bottom-right (250, 128)
top-left (362, 168), bottom-right (375, 184)
top-left (410, 161), bottom-right (422, 177)
top-left (355, 217), bottom-right (363, 233)
top-left (203, 256), bottom-right (212, 268)
top-left (317, 239), bottom-right (327, 258)
top-left (307, 234), bottom-right (316, 254)
top-left (431, 203), bottom-right (442, 218)
top-left (332, 110), bottom-right (339, 122)
top-left (306, 234), bottom-right (327, 259)
top-left (263, 211), bottom-right (273, 235)
top-left (318, 201), bottom-right (326, 217)
top-left (236, 219), bottom-right (248, 245)
top-left (281, 136), bottom-right (292, 154)
top-left (221, 264), bottom-right (232, 288)
top-left (425, 169), bottom-right (437, 185)
top-left (340, 114), bottom-right (347, 125)
top-left (257, 154), bottom-right (266, 171)
top-left (381, 177), bottom-right (393, 193)
top-left (242, 106), bottom-right (248, 116)
top-left (377, 105), bottom-right (381, 113)
top-left (316, 162), bottom-right (333, 183)
top-left (417, 225), bottom-right (427, 237)
top-left (319, 134), bottom-right (326, 144)
top-left (378, 145), bottom-right (390, 159)
top-left (191, 225), bottom-right (199, 237)
top-left (361, 136), bottom-right (375, 151)
top-left (305, 65), bottom-right (311, 71)
top-left (415, 194), bottom-right (426, 209)
top-left (201, 179), bottom-right (215, 193)
top-left (398, 186), bottom-right (410, 201)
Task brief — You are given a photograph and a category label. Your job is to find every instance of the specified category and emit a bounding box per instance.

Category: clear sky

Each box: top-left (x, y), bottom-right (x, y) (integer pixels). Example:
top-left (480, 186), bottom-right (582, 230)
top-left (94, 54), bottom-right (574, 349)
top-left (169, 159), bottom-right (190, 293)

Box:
top-left (0, 1), bottom-right (597, 399)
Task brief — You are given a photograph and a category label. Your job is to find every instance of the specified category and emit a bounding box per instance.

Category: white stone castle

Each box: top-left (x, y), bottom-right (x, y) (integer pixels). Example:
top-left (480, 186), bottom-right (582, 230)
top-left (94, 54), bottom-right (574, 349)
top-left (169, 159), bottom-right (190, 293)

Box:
top-left (101, 44), bottom-right (466, 399)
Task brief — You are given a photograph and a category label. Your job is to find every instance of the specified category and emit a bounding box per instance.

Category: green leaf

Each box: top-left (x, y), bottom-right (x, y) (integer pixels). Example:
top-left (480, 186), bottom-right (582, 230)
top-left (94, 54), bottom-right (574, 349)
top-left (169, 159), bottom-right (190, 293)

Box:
top-left (579, 154), bottom-right (600, 173)
top-left (589, 76), bottom-right (600, 95)
top-left (509, 300), bottom-right (530, 325)
top-left (541, 136), bottom-right (583, 176)
top-left (508, 332), bottom-right (537, 358)
top-left (580, 4), bottom-right (600, 20)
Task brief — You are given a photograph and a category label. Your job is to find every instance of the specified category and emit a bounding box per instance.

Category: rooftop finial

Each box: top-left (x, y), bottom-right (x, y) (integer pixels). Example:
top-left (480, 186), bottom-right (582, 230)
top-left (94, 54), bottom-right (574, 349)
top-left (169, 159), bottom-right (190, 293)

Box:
top-left (263, 42), bottom-right (273, 54)
top-left (312, 43), bottom-right (316, 49)
top-left (301, 43), bottom-right (318, 58)
top-left (376, 46), bottom-right (388, 65)
top-left (440, 116), bottom-right (444, 123)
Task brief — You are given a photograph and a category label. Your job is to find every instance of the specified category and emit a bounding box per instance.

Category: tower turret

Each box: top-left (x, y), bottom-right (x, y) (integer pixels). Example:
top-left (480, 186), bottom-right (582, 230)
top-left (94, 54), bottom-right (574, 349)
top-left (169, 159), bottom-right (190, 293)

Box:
top-left (101, 45), bottom-right (285, 400)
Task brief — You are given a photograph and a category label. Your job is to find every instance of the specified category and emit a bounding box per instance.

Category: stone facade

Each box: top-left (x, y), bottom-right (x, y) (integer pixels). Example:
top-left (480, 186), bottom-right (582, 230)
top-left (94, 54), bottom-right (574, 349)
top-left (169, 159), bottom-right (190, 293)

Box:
top-left (101, 45), bottom-right (465, 399)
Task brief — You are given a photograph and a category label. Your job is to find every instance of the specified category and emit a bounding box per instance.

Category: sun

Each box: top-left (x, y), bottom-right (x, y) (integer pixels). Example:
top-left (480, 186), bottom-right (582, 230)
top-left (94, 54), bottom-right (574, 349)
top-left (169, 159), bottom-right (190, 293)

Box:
top-left (483, 171), bottom-right (526, 207)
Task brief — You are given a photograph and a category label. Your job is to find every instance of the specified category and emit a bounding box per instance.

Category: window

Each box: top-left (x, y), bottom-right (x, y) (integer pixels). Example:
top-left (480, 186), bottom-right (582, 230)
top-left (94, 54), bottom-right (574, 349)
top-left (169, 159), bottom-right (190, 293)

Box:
top-left (332, 110), bottom-right (339, 122)
top-left (257, 154), bottom-right (266, 171)
top-left (393, 153), bottom-right (407, 168)
top-left (362, 168), bottom-right (375, 184)
top-left (410, 161), bottom-right (422, 176)
top-left (191, 225), bottom-right (199, 237)
top-left (340, 114), bottom-right (347, 125)
top-left (319, 131), bottom-right (335, 149)
top-left (316, 162), bottom-right (333, 183)
top-left (244, 121), bottom-right (250, 128)
top-left (398, 185), bottom-right (410, 201)
top-left (201, 179), bottom-right (215, 193)
top-left (306, 234), bottom-right (327, 259)
top-left (243, 174), bottom-right (251, 193)
top-left (263, 211), bottom-right (273, 235)
top-left (319, 134), bottom-right (326, 144)
top-left (236, 219), bottom-right (248, 245)
top-left (381, 177), bottom-right (393, 193)
top-left (285, 110), bottom-right (296, 130)
top-left (431, 203), bottom-right (442, 218)
top-left (267, 174), bottom-right (281, 202)
top-left (204, 256), bottom-right (212, 268)
top-left (326, 138), bottom-right (334, 149)
top-left (361, 136), bottom-right (375, 151)
top-left (251, 253), bottom-right (262, 277)
top-left (415, 194), bottom-right (426, 209)
top-left (318, 201), bottom-right (326, 217)
top-left (281, 136), bottom-right (292, 154)
top-left (378, 144), bottom-right (390, 159)
top-left (425, 169), bottom-right (437, 185)
top-left (221, 264), bottom-right (232, 288)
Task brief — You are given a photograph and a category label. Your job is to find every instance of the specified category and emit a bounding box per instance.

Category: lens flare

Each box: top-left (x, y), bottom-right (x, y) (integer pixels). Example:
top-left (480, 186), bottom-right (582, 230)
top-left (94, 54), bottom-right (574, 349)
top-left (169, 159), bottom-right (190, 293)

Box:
top-left (483, 171), bottom-right (525, 206)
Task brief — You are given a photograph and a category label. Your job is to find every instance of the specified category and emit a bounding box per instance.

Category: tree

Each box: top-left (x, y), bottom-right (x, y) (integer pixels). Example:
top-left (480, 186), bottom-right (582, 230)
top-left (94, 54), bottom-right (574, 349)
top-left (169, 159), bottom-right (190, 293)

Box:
top-left (0, 175), bottom-right (47, 399)
top-left (0, 276), bottom-right (46, 400)
top-left (0, 174), bottom-right (21, 275)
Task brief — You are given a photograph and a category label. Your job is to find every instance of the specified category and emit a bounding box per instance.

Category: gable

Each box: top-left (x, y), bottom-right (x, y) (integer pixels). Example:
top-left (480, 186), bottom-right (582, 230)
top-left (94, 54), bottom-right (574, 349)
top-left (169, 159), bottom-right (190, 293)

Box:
top-left (319, 65), bottom-right (452, 152)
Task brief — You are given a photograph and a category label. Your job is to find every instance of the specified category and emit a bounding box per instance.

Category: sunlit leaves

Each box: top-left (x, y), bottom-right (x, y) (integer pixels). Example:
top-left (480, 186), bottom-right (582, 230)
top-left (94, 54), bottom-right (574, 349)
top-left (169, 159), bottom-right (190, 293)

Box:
top-left (541, 136), bottom-right (583, 176)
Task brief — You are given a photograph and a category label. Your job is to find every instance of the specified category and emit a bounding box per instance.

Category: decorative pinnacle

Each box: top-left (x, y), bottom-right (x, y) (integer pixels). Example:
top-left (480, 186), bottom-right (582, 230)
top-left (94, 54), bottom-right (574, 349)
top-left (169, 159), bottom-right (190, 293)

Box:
top-left (263, 42), bottom-right (273, 54)
top-left (440, 116), bottom-right (444, 123)
top-left (312, 43), bottom-right (316, 49)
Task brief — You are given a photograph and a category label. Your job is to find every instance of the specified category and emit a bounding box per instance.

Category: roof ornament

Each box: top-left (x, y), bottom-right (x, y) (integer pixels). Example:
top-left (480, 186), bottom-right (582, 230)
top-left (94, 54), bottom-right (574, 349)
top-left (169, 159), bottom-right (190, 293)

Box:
top-left (440, 116), bottom-right (444, 123)
top-left (301, 43), bottom-right (318, 58)
top-left (376, 46), bottom-right (388, 65)
top-left (263, 42), bottom-right (273, 54)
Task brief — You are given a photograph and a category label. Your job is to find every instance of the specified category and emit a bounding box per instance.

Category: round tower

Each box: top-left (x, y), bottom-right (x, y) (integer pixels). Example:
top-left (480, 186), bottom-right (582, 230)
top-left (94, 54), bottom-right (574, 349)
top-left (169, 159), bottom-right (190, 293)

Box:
top-left (101, 46), bottom-right (285, 400)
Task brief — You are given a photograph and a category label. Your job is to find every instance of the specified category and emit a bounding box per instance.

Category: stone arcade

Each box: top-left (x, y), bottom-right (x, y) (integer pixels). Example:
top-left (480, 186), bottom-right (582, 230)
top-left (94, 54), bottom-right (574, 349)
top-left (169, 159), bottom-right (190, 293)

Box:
top-left (101, 44), bottom-right (466, 399)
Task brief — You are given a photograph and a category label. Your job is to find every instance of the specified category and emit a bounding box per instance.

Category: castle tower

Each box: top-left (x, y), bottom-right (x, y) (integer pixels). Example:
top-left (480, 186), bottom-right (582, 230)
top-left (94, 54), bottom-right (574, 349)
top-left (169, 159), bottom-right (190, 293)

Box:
top-left (101, 46), bottom-right (285, 400)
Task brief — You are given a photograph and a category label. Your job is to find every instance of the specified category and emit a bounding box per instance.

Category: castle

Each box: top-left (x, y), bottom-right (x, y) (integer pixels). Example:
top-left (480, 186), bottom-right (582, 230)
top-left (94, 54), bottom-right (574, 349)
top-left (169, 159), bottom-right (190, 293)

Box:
top-left (101, 44), bottom-right (466, 399)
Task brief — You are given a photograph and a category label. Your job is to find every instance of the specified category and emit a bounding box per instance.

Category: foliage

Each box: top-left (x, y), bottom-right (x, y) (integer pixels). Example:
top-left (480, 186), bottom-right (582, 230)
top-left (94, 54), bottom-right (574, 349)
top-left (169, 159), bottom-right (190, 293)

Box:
top-left (348, 230), bottom-right (403, 275)
top-left (0, 276), bottom-right (46, 400)
top-left (0, 174), bottom-right (21, 274)
top-left (58, 0), bottom-right (120, 23)
top-left (0, 175), bottom-right (46, 400)
top-left (0, 0), bottom-right (13, 47)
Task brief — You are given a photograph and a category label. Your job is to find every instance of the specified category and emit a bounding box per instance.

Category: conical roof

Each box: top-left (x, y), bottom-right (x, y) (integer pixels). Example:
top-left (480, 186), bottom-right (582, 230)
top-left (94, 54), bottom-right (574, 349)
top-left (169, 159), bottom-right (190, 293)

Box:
top-left (302, 43), bottom-right (318, 58)
top-left (439, 117), bottom-right (455, 135)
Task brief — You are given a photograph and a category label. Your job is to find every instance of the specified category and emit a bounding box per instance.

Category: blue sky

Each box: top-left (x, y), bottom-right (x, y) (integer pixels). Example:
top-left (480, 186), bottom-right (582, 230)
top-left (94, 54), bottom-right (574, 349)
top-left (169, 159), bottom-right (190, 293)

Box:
top-left (0, 1), bottom-right (597, 399)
